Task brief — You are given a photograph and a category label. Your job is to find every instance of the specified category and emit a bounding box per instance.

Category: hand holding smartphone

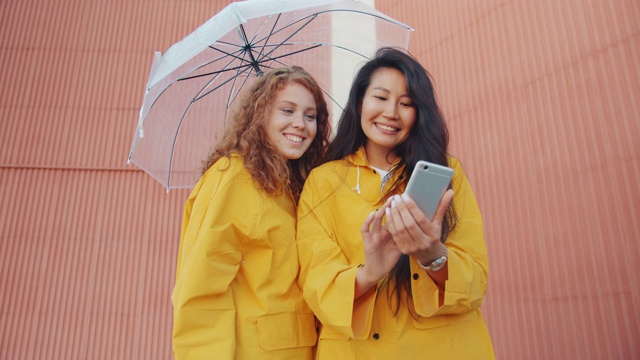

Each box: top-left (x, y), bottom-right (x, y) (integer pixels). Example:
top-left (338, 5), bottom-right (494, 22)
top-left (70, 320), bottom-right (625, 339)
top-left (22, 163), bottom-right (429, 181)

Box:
top-left (403, 160), bottom-right (454, 219)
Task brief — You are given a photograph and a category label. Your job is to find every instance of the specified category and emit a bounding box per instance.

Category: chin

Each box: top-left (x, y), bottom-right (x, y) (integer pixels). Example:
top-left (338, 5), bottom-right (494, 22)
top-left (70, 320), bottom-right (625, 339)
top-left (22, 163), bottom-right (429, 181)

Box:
top-left (280, 151), bottom-right (304, 160)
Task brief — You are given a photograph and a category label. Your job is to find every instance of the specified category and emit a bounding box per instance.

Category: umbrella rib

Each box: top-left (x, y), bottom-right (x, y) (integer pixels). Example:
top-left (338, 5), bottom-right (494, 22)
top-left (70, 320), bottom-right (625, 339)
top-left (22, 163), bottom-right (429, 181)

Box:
top-left (208, 41), bottom-right (271, 69)
top-left (238, 23), bottom-right (264, 76)
top-left (192, 65), bottom-right (253, 102)
top-left (253, 43), bottom-right (322, 66)
top-left (221, 48), bottom-right (256, 109)
top-left (179, 43), bottom-right (262, 81)
top-left (181, 48), bottom-right (252, 100)
top-left (179, 62), bottom-right (252, 81)
top-left (209, 41), bottom-right (254, 62)
top-left (254, 13), bottom-right (282, 69)
top-left (223, 65), bottom-right (255, 117)
top-left (167, 101), bottom-right (192, 189)
top-left (320, 87), bottom-right (344, 111)
top-left (253, 15), bottom-right (317, 65)
top-left (213, 44), bottom-right (323, 75)
top-left (246, 13), bottom-right (316, 49)
top-left (187, 46), bottom-right (247, 74)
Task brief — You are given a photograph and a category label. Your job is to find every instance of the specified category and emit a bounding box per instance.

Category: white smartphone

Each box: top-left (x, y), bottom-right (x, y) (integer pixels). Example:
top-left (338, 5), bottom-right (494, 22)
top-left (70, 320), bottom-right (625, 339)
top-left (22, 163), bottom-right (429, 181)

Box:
top-left (403, 160), bottom-right (454, 219)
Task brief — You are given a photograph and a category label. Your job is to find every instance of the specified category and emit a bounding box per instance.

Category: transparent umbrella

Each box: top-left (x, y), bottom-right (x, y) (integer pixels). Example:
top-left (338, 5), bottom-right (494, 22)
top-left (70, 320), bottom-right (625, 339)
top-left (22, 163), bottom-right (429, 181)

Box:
top-left (127, 0), bottom-right (413, 191)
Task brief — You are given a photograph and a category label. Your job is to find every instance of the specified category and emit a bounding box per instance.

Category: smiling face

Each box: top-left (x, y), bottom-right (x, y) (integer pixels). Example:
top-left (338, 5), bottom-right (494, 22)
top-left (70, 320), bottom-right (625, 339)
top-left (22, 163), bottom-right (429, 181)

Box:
top-left (360, 67), bottom-right (417, 169)
top-left (264, 82), bottom-right (318, 160)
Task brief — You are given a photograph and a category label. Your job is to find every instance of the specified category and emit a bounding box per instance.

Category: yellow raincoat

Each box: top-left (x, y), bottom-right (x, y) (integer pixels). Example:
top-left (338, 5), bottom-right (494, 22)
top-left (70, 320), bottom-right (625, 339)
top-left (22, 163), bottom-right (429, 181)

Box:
top-left (297, 147), bottom-right (495, 359)
top-left (172, 155), bottom-right (316, 359)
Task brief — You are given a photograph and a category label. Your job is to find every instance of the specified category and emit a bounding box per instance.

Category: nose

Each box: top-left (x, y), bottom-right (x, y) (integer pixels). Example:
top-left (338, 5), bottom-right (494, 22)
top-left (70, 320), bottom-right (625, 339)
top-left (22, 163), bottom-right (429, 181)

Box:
top-left (383, 103), bottom-right (399, 120)
top-left (291, 114), bottom-right (306, 129)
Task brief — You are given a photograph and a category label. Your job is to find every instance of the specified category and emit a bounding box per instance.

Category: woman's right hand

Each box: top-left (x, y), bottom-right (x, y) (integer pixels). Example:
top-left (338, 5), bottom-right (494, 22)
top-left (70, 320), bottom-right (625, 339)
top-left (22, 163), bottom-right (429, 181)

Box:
top-left (355, 199), bottom-right (401, 297)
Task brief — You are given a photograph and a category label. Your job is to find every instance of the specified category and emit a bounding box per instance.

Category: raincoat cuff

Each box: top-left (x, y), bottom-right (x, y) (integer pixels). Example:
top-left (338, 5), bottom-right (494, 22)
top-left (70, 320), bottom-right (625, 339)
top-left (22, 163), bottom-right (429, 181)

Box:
top-left (410, 258), bottom-right (443, 316)
top-left (440, 250), bottom-right (487, 311)
top-left (412, 251), bottom-right (488, 316)
top-left (352, 285), bottom-right (377, 339)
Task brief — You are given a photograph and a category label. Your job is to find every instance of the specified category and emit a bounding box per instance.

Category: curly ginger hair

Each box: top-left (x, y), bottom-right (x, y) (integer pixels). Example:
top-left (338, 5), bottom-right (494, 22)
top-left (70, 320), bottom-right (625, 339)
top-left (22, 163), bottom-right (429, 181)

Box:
top-left (201, 66), bottom-right (331, 200)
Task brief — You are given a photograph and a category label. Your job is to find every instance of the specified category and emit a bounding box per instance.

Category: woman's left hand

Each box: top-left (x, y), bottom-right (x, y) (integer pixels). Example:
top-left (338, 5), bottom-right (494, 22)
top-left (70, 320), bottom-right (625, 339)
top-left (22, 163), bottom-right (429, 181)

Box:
top-left (385, 190), bottom-right (454, 265)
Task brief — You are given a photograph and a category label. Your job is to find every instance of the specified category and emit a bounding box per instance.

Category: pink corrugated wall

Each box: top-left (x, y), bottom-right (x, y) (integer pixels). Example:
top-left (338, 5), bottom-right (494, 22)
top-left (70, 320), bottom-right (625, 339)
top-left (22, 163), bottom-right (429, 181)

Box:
top-left (0, 1), bottom-right (219, 358)
top-left (1, 0), bottom-right (638, 359)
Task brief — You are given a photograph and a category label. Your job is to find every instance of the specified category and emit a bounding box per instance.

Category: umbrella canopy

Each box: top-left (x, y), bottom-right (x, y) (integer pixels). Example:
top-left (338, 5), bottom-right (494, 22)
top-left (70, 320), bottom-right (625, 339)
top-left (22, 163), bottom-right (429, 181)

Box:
top-left (128, 0), bottom-right (413, 191)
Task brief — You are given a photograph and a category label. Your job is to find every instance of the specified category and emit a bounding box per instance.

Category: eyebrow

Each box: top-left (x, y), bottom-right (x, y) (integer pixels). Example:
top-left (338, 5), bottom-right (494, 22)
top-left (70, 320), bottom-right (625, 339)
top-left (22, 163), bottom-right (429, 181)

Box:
top-left (276, 100), bottom-right (317, 111)
top-left (371, 86), bottom-right (390, 93)
top-left (371, 87), bottom-right (410, 98)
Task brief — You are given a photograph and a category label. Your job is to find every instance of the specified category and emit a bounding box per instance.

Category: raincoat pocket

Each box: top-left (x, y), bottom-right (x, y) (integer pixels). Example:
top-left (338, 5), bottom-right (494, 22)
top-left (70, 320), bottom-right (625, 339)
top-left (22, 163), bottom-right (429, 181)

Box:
top-left (410, 314), bottom-right (449, 330)
top-left (256, 312), bottom-right (317, 350)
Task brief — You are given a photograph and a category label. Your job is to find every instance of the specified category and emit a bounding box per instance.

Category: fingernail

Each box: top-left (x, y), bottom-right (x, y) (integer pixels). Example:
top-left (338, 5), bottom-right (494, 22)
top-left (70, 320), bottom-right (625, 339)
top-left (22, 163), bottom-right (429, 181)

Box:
top-left (385, 208), bottom-right (390, 216)
top-left (401, 193), bottom-right (410, 202)
top-left (391, 199), bottom-right (397, 208)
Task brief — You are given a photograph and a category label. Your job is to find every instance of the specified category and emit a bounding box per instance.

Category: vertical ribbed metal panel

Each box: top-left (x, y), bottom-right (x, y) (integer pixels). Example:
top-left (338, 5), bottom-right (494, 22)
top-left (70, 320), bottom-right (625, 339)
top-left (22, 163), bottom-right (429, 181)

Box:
top-left (1, 0), bottom-right (639, 359)
top-left (378, 0), bottom-right (640, 359)
top-left (0, 169), bottom-right (189, 359)
top-left (0, 0), bottom-right (226, 359)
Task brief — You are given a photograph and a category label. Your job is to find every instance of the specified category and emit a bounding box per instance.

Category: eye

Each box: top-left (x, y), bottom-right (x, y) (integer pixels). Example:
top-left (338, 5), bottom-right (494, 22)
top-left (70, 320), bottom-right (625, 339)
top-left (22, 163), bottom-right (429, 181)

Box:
top-left (374, 95), bottom-right (387, 101)
top-left (400, 96), bottom-right (414, 107)
top-left (304, 113), bottom-right (317, 121)
top-left (281, 108), bottom-right (294, 115)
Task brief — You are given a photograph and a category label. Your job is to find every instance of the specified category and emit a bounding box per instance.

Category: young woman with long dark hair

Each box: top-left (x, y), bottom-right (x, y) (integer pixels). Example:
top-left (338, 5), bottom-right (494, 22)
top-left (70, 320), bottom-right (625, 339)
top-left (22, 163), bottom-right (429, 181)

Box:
top-left (296, 48), bottom-right (495, 359)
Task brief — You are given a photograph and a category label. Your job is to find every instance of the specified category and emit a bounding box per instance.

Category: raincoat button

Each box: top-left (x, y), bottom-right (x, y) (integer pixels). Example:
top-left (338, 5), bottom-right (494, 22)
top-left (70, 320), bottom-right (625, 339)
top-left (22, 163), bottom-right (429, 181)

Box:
top-left (413, 273), bottom-right (419, 280)
top-left (373, 333), bottom-right (380, 340)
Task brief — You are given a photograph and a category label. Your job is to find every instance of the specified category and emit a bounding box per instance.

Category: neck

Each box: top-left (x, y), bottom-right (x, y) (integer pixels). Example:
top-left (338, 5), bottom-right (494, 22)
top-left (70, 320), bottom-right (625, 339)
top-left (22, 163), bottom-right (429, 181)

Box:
top-left (364, 143), bottom-right (397, 170)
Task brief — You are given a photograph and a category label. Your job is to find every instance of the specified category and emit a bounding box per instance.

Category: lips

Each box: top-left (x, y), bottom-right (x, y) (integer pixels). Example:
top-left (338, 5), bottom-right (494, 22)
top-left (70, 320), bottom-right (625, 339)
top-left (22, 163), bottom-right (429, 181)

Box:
top-left (375, 123), bottom-right (400, 132)
top-left (284, 134), bottom-right (305, 143)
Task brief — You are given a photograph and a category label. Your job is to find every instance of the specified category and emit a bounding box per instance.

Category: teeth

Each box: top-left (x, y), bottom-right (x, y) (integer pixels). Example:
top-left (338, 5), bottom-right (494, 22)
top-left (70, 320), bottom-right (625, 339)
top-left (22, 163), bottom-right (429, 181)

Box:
top-left (284, 134), bottom-right (303, 142)
top-left (377, 123), bottom-right (399, 132)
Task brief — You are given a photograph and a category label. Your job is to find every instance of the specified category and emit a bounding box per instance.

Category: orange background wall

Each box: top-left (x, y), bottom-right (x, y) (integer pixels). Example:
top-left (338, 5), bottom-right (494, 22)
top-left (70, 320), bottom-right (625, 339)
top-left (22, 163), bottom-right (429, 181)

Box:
top-left (1, 1), bottom-right (638, 359)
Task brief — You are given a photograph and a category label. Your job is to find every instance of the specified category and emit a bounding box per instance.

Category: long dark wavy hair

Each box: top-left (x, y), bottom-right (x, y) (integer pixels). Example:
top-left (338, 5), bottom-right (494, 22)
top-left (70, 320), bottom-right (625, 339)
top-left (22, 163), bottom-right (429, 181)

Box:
top-left (202, 66), bottom-right (331, 201)
top-left (323, 47), bottom-right (457, 313)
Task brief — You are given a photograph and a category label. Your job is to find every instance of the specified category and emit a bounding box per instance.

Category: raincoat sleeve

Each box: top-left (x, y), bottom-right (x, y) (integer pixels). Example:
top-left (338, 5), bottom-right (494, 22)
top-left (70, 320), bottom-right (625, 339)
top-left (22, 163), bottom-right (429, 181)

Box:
top-left (410, 158), bottom-right (490, 316)
top-left (297, 169), bottom-right (371, 339)
top-left (171, 160), bottom-right (249, 359)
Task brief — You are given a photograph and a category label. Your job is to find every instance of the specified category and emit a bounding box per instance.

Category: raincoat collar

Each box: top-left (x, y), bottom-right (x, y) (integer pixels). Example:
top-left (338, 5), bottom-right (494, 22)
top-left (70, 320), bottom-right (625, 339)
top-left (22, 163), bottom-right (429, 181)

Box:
top-left (345, 146), bottom-right (406, 196)
top-left (345, 146), bottom-right (403, 170)
top-left (345, 146), bottom-right (370, 167)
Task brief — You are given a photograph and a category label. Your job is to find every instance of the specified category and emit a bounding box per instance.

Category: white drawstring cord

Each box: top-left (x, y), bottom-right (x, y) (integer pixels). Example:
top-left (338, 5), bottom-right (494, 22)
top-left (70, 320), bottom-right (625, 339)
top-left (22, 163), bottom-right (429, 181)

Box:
top-left (352, 166), bottom-right (361, 194)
